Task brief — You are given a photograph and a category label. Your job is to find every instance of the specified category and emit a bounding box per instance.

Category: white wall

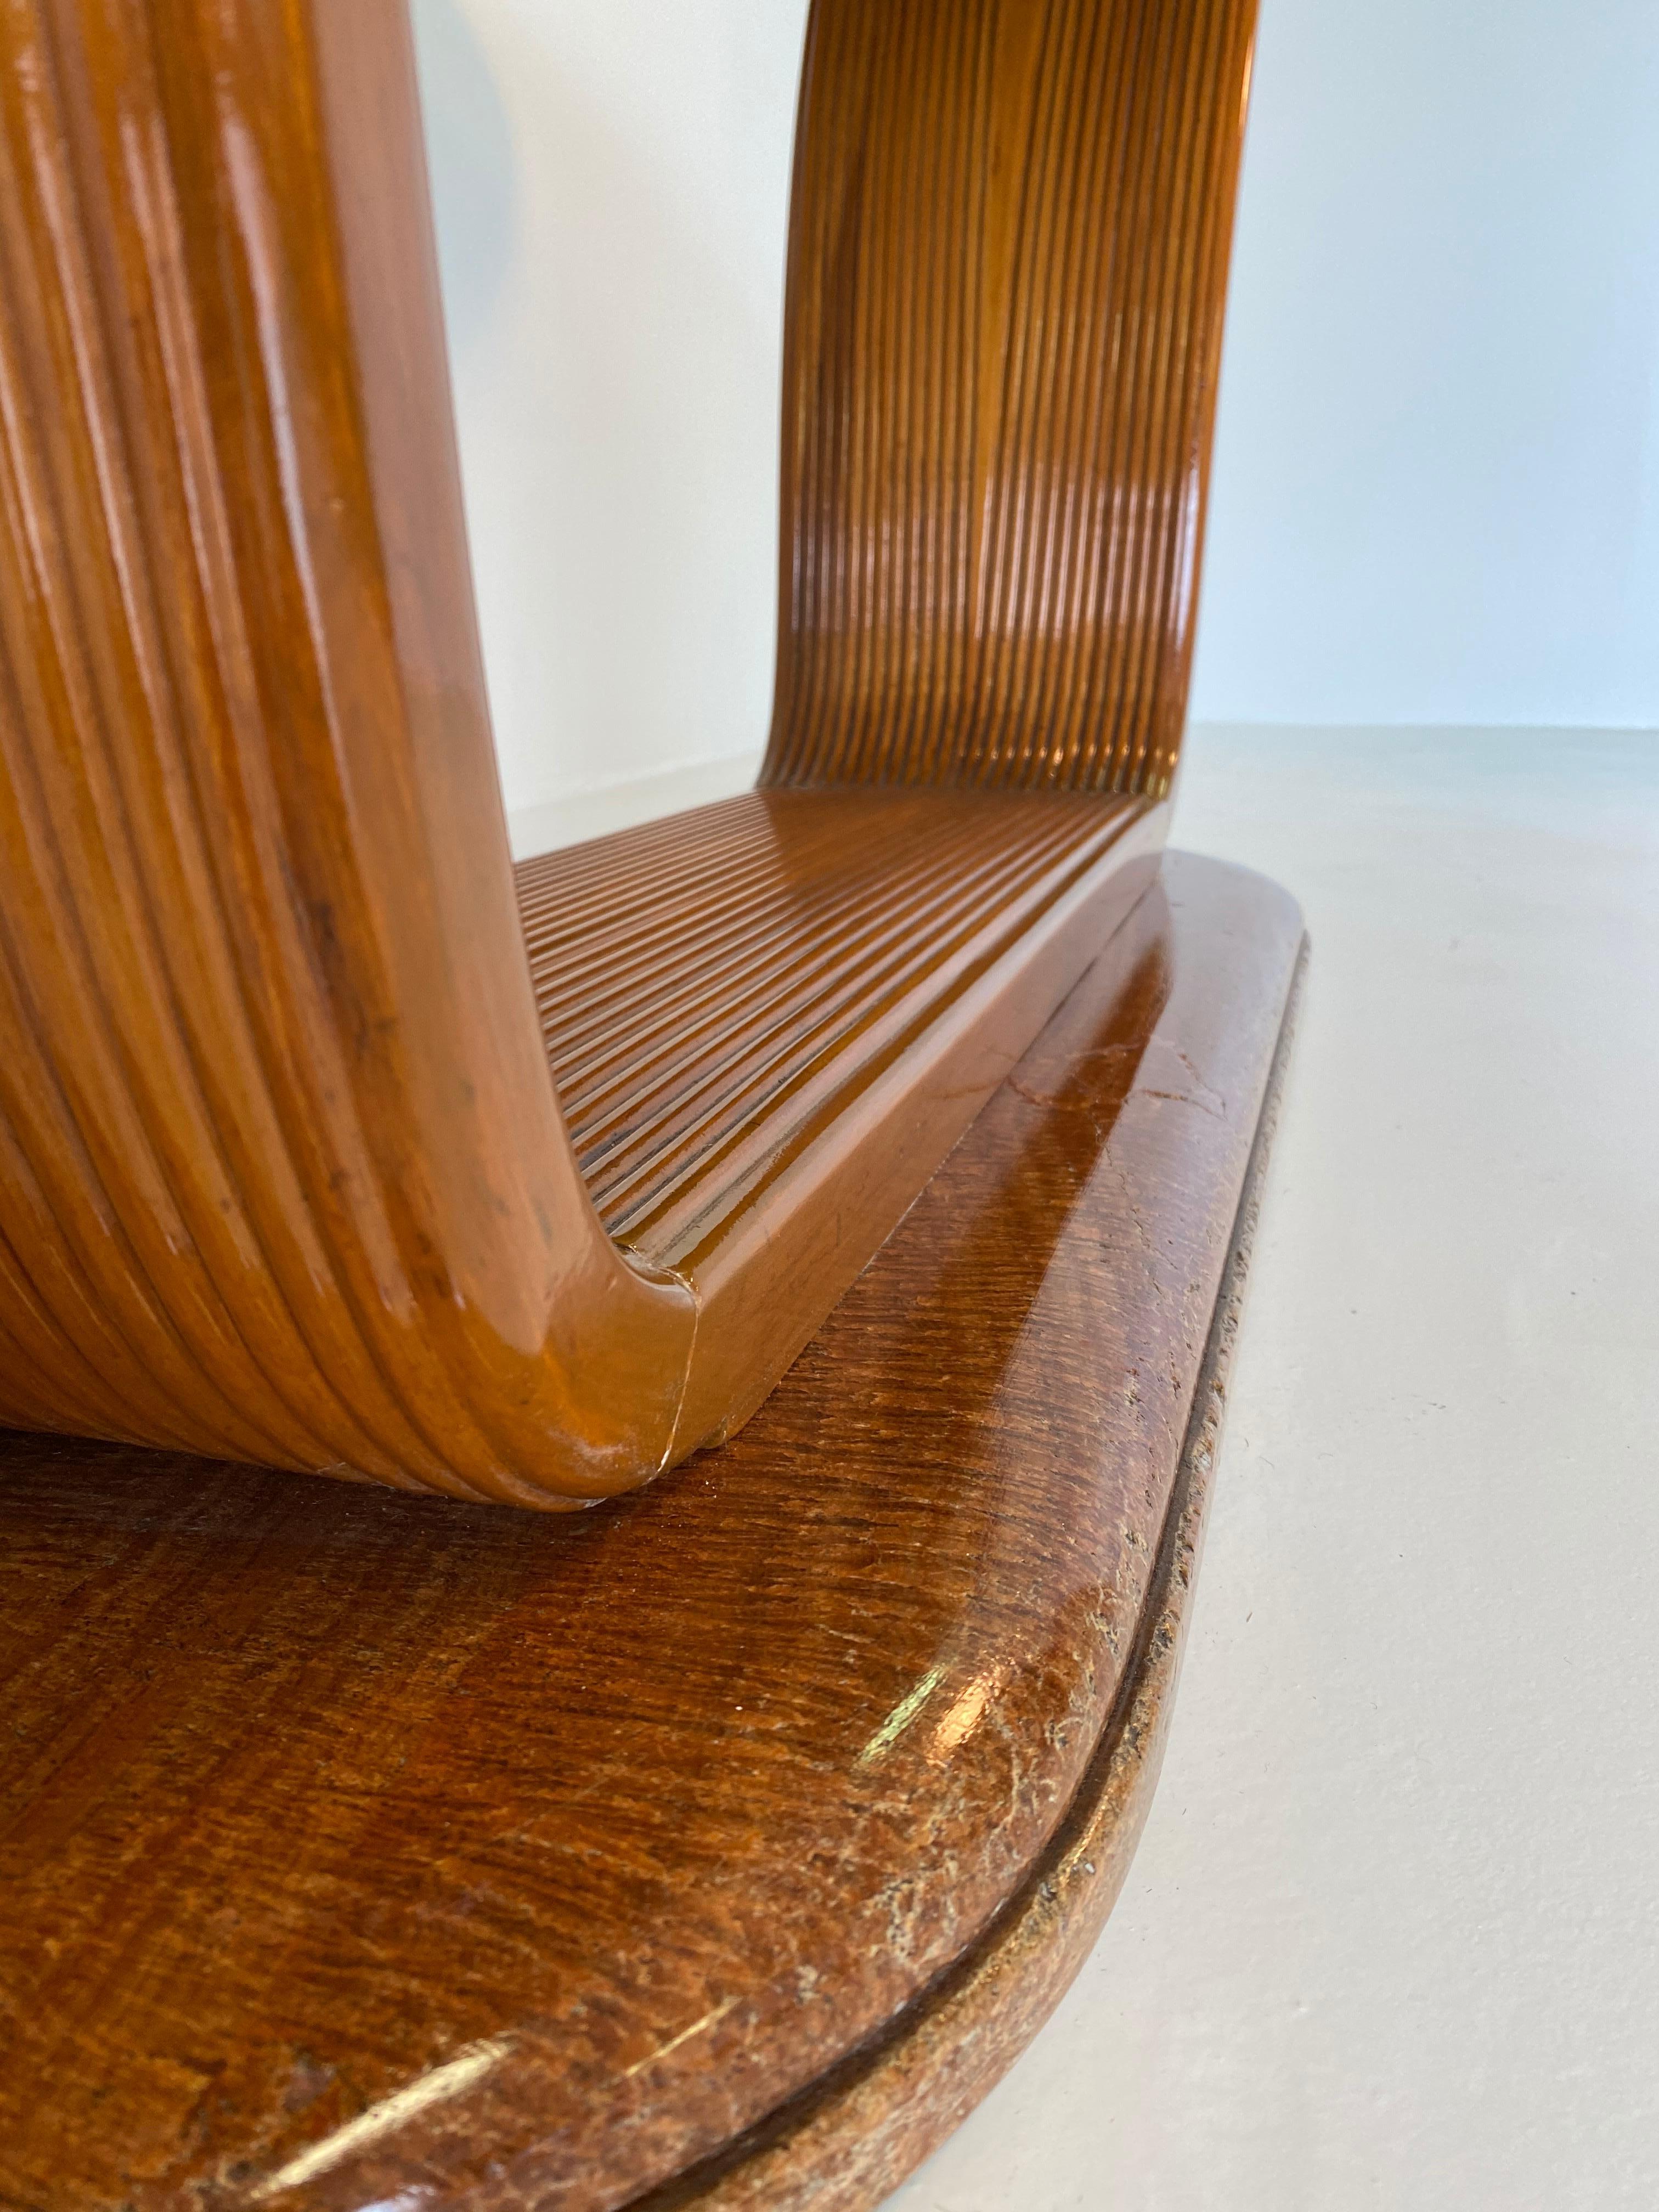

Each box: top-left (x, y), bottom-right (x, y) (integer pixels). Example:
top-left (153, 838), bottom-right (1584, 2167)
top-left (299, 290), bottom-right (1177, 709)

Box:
top-left (410, 0), bottom-right (806, 825)
top-left (411, 0), bottom-right (1659, 827)
top-left (1191, 0), bottom-right (1659, 728)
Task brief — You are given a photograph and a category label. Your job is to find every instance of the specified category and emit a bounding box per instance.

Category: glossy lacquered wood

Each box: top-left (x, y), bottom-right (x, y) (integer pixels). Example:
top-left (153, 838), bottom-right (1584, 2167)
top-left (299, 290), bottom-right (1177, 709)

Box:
top-left (766, 0), bottom-right (1257, 794)
top-left (0, 853), bottom-right (1306, 2212)
top-left (0, 0), bottom-right (1259, 1505)
top-left (0, 0), bottom-right (692, 1505)
top-left (519, 786), bottom-right (1163, 1448)
top-left (678, 921), bottom-right (1302, 2212)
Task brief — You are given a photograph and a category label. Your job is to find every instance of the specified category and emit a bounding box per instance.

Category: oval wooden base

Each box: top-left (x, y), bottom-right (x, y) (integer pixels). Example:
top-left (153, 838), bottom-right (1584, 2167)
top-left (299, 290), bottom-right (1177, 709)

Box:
top-left (0, 854), bottom-right (1304, 2212)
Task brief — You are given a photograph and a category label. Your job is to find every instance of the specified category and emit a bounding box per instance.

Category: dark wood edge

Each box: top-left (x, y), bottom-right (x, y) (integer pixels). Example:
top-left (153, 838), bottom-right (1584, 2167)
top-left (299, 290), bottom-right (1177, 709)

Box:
top-left (628, 932), bottom-right (1310, 2212)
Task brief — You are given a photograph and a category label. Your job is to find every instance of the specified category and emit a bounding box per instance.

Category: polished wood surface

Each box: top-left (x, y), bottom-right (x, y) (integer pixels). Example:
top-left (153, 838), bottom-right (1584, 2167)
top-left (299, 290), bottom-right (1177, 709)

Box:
top-left (679, 925), bottom-right (1302, 2212)
top-left (0, 854), bottom-right (1305, 2212)
top-left (0, 0), bottom-right (1260, 1505)
top-left (519, 786), bottom-right (1163, 1448)
top-left (766, 0), bottom-right (1257, 794)
top-left (0, 0), bottom-right (692, 1505)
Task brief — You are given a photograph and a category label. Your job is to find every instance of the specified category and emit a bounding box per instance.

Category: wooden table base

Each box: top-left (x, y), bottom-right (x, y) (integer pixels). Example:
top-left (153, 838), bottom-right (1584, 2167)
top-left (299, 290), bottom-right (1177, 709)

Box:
top-left (0, 853), bottom-right (1304, 2212)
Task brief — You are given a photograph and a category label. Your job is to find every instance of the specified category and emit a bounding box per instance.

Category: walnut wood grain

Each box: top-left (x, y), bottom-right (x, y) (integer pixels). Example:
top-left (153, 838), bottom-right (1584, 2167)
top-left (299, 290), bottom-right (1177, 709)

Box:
top-left (0, 853), bottom-right (1305, 2212)
top-left (0, 0), bottom-right (1258, 1505)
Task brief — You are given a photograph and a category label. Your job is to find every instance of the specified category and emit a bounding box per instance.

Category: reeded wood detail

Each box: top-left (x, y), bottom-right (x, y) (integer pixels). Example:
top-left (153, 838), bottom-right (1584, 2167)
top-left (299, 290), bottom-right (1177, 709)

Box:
top-left (0, 0), bottom-right (1259, 1506)
top-left (521, 788), bottom-right (1149, 1255)
top-left (765, 0), bottom-right (1257, 794)
top-left (518, 786), bottom-right (1164, 1453)
top-left (0, 855), bottom-right (1307, 2212)
top-left (0, 0), bottom-right (692, 1506)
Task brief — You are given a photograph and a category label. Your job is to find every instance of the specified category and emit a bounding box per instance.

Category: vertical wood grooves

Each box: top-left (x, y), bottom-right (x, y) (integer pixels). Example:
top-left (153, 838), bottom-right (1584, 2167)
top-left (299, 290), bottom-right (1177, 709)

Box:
top-left (0, 0), bottom-right (696, 1507)
top-left (0, 855), bottom-right (1307, 2212)
top-left (765, 0), bottom-right (1258, 798)
top-left (0, 0), bottom-right (1255, 1508)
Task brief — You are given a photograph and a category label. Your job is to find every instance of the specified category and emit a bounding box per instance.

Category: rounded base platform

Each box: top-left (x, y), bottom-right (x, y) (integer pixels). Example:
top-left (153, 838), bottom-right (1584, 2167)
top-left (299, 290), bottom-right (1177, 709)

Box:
top-left (0, 854), bottom-right (1305, 2212)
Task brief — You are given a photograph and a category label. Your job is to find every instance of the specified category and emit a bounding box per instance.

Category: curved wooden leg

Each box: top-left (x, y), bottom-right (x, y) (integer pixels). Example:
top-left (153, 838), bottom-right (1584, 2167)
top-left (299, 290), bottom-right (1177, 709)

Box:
top-left (0, 0), bottom-right (1259, 1507)
top-left (0, 852), bottom-right (1306, 2210)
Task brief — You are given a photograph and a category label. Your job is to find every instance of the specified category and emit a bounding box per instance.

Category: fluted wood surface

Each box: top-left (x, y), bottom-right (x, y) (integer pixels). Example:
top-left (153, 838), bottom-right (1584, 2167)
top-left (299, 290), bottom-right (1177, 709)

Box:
top-left (0, 0), bottom-right (693, 1506)
top-left (766, 0), bottom-right (1257, 795)
top-left (520, 788), bottom-right (1148, 1256)
top-left (0, 853), bottom-right (1307, 2212)
top-left (0, 0), bottom-right (1259, 1505)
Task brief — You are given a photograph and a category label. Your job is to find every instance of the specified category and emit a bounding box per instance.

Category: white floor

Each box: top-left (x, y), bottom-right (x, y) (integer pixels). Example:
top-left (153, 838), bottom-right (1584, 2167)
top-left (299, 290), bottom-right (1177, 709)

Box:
top-left (507, 727), bottom-right (1659, 2209)
top-left (872, 727), bottom-right (1659, 2211)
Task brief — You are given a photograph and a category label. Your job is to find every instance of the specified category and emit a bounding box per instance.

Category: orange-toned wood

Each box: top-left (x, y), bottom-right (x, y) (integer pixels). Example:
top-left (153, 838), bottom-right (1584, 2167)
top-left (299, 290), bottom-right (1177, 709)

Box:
top-left (766, 0), bottom-right (1256, 794)
top-left (674, 903), bottom-right (1303, 2212)
top-left (518, 786), bottom-right (1164, 1451)
top-left (0, 0), bottom-right (692, 1506)
top-left (0, 853), bottom-right (1306, 2212)
top-left (0, 0), bottom-right (1259, 1506)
